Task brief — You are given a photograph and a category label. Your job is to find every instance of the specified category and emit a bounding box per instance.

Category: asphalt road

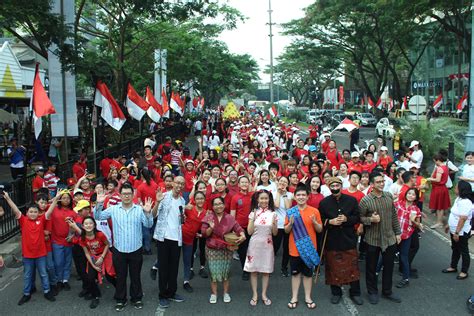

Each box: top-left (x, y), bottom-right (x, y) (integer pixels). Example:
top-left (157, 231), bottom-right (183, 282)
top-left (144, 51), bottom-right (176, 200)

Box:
top-left (0, 227), bottom-right (472, 316)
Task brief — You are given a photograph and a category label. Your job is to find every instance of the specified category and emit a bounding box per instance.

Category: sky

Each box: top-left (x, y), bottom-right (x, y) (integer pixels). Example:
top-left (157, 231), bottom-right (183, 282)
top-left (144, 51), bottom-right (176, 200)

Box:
top-left (218, 0), bottom-right (314, 83)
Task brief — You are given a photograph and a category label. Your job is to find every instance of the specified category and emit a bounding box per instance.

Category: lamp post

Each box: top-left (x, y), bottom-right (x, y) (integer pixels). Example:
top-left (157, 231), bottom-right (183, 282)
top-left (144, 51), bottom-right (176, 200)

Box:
top-left (466, 1), bottom-right (474, 151)
top-left (267, 0), bottom-right (274, 106)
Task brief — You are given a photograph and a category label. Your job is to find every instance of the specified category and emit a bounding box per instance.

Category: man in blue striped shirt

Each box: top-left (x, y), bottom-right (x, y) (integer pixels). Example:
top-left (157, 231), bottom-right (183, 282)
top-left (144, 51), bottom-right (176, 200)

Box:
top-left (95, 183), bottom-right (154, 312)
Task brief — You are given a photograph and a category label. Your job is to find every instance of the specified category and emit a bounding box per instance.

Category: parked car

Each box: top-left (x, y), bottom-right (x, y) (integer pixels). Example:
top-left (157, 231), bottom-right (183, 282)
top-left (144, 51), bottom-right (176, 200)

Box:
top-left (376, 117), bottom-right (396, 138)
top-left (355, 112), bottom-right (377, 126)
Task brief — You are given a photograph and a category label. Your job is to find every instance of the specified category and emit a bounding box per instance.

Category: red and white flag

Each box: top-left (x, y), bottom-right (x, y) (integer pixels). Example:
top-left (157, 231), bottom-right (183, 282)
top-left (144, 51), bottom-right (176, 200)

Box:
top-left (170, 91), bottom-right (184, 116)
top-left (368, 98), bottom-right (374, 109)
top-left (376, 97), bottom-right (383, 110)
top-left (30, 64), bottom-right (56, 139)
top-left (269, 105), bottom-right (278, 118)
top-left (192, 97), bottom-right (199, 109)
top-left (401, 96), bottom-right (408, 110)
top-left (433, 94), bottom-right (443, 111)
top-left (388, 98), bottom-right (394, 111)
top-left (161, 89), bottom-right (170, 118)
top-left (126, 83), bottom-right (149, 120)
top-left (199, 97), bottom-right (205, 111)
top-left (457, 94), bottom-right (468, 113)
top-left (145, 86), bottom-right (162, 122)
top-left (94, 81), bottom-right (126, 131)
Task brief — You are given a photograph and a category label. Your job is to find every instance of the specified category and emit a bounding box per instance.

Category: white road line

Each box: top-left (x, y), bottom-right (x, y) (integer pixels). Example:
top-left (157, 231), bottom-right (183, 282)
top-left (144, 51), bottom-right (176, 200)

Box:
top-left (341, 290), bottom-right (360, 316)
top-left (425, 226), bottom-right (474, 260)
top-left (155, 306), bottom-right (166, 315)
top-left (0, 268), bottom-right (22, 292)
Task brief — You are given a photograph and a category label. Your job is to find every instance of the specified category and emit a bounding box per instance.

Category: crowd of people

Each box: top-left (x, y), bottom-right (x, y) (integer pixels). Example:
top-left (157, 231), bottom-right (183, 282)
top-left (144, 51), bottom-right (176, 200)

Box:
top-left (4, 110), bottom-right (474, 312)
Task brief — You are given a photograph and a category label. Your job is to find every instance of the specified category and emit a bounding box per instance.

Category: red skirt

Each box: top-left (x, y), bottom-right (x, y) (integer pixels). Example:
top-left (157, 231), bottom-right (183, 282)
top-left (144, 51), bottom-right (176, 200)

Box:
top-left (325, 249), bottom-right (360, 286)
top-left (429, 184), bottom-right (451, 210)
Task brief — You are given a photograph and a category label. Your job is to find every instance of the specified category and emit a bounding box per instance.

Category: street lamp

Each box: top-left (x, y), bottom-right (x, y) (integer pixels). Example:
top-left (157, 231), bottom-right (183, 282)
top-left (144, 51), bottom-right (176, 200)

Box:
top-left (267, 0), bottom-right (274, 106)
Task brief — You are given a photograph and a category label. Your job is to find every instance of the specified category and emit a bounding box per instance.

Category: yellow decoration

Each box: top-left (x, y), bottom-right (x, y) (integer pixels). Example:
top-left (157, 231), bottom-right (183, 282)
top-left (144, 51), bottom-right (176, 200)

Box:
top-left (222, 101), bottom-right (241, 120)
top-left (1, 65), bottom-right (26, 98)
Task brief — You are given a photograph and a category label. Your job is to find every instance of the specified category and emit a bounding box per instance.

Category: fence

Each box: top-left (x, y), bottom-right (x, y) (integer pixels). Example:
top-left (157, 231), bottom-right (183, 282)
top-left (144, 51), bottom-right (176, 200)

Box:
top-left (0, 123), bottom-right (185, 243)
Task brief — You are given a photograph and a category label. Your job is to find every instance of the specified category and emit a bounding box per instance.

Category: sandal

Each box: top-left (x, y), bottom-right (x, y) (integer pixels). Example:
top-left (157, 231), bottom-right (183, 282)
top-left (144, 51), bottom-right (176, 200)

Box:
top-left (457, 273), bottom-right (469, 280)
top-left (262, 298), bottom-right (272, 306)
top-left (249, 298), bottom-right (258, 306)
top-left (287, 301), bottom-right (298, 309)
top-left (305, 301), bottom-right (317, 309)
top-left (442, 268), bottom-right (458, 273)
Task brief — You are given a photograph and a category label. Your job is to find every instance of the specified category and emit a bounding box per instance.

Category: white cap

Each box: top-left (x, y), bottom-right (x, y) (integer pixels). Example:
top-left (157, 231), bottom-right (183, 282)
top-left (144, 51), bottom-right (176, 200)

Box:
top-left (351, 152), bottom-right (360, 158)
top-left (291, 127), bottom-right (298, 131)
top-left (409, 140), bottom-right (419, 148)
top-left (322, 133), bottom-right (331, 138)
top-left (380, 146), bottom-right (389, 151)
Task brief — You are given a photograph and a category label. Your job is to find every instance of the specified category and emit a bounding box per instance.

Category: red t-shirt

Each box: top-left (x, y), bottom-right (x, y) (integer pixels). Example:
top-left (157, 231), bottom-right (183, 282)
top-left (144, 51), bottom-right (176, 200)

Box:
top-left (100, 158), bottom-right (112, 178)
top-left (51, 207), bottom-right (77, 246)
top-left (32, 175), bottom-right (45, 200)
top-left (73, 162), bottom-right (86, 179)
top-left (293, 148), bottom-right (308, 161)
top-left (230, 191), bottom-right (253, 229)
top-left (136, 180), bottom-right (159, 203)
top-left (42, 214), bottom-right (53, 252)
top-left (326, 149), bottom-right (343, 170)
top-left (307, 192), bottom-right (324, 209)
top-left (78, 231), bottom-right (108, 256)
top-left (182, 169), bottom-right (197, 192)
top-left (342, 189), bottom-right (365, 203)
top-left (378, 156), bottom-right (393, 170)
top-left (182, 207), bottom-right (207, 245)
top-left (19, 215), bottom-right (47, 258)
top-left (347, 161), bottom-right (363, 173)
top-left (227, 182), bottom-right (240, 197)
top-left (362, 162), bottom-right (377, 173)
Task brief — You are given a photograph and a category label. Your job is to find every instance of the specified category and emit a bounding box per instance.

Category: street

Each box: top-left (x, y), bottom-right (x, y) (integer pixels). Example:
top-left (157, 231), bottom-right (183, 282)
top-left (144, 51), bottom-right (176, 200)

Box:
top-left (0, 226), bottom-right (472, 315)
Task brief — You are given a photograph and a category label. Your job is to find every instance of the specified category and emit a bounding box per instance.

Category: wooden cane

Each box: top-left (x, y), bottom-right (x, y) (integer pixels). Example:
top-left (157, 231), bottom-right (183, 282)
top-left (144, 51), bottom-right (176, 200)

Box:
top-left (314, 219), bottom-right (329, 284)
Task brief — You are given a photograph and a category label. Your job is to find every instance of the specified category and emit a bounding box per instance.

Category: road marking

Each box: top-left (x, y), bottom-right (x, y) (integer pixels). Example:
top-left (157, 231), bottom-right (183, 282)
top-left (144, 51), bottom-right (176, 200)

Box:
top-left (425, 226), bottom-right (474, 260)
top-left (341, 291), bottom-right (359, 316)
top-left (155, 306), bottom-right (166, 316)
top-left (0, 268), bottom-right (22, 292)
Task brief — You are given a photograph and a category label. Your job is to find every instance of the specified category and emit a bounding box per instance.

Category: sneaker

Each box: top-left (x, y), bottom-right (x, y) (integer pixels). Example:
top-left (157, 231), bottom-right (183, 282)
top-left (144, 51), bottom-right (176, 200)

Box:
top-left (134, 300), bottom-right (143, 309)
top-left (78, 289), bottom-right (88, 298)
top-left (183, 282), bottom-right (193, 293)
top-left (62, 282), bottom-right (71, 291)
top-left (18, 295), bottom-right (31, 305)
top-left (170, 294), bottom-right (185, 302)
top-left (382, 293), bottom-right (402, 303)
top-left (396, 279), bottom-right (409, 288)
top-left (56, 283), bottom-right (64, 291)
top-left (223, 293), bottom-right (231, 303)
top-left (90, 298), bottom-right (100, 309)
top-left (44, 291), bottom-right (56, 302)
top-left (189, 270), bottom-right (195, 280)
top-left (115, 302), bottom-right (127, 312)
top-left (51, 284), bottom-right (59, 296)
top-left (209, 294), bottom-right (217, 304)
top-left (368, 293), bottom-right (379, 305)
top-left (199, 267), bottom-right (209, 278)
top-left (159, 298), bottom-right (170, 308)
top-left (281, 268), bottom-right (289, 277)
top-left (150, 268), bottom-right (158, 281)
top-left (331, 295), bottom-right (342, 304)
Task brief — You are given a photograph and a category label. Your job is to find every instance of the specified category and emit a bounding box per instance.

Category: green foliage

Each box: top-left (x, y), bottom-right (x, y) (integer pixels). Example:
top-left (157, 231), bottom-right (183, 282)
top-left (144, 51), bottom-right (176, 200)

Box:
top-left (287, 110), bottom-right (306, 122)
top-left (399, 118), bottom-right (467, 163)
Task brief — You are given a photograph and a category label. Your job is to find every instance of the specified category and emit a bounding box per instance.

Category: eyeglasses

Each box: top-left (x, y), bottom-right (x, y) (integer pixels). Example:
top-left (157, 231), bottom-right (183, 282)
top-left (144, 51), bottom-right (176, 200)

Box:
top-left (374, 180), bottom-right (385, 184)
top-left (121, 192), bottom-right (133, 196)
top-left (213, 202), bottom-right (224, 206)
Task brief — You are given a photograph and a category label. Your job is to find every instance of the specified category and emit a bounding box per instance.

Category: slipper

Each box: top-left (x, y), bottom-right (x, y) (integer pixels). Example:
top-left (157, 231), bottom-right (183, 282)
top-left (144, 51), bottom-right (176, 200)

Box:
top-left (457, 273), bottom-right (469, 280)
top-left (262, 298), bottom-right (272, 306)
top-left (287, 301), bottom-right (298, 309)
top-left (442, 268), bottom-right (458, 273)
top-left (305, 301), bottom-right (316, 309)
top-left (249, 299), bottom-right (258, 306)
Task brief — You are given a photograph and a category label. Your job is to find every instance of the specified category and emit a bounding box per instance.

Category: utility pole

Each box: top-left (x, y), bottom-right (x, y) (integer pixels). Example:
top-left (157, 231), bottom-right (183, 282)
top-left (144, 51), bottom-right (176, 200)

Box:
top-left (465, 0), bottom-right (474, 151)
top-left (267, 0), bottom-right (275, 106)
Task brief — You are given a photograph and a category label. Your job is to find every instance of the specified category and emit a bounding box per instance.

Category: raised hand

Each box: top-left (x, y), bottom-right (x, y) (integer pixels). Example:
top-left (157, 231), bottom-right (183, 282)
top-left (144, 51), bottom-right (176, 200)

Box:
top-left (142, 197), bottom-right (154, 213)
top-left (272, 213), bottom-right (278, 226)
top-left (208, 218), bottom-right (215, 230)
top-left (156, 189), bottom-right (164, 202)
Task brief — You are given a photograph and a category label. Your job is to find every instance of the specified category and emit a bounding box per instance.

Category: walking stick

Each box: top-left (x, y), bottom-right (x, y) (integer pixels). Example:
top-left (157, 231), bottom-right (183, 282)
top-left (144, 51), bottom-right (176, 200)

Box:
top-left (314, 219), bottom-right (329, 284)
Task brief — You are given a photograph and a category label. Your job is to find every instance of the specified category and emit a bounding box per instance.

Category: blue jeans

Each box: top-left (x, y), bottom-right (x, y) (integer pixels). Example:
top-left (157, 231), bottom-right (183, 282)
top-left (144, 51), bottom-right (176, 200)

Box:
top-left (142, 225), bottom-right (152, 252)
top-left (182, 244), bottom-right (194, 282)
top-left (46, 251), bottom-right (57, 285)
top-left (52, 243), bottom-right (73, 283)
top-left (23, 256), bottom-right (50, 295)
top-left (399, 236), bottom-right (412, 280)
top-left (183, 191), bottom-right (190, 204)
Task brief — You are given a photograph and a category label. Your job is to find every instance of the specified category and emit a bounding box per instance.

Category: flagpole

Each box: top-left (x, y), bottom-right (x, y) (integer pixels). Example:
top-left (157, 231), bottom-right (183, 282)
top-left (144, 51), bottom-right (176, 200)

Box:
top-left (91, 81), bottom-right (98, 176)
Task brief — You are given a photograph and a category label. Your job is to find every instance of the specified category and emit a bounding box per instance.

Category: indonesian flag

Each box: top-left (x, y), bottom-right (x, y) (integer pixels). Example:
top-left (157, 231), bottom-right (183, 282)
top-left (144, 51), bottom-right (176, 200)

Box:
top-left (376, 97), bottom-right (383, 110)
top-left (161, 89), bottom-right (170, 118)
top-left (433, 94), bottom-right (443, 111)
top-left (145, 86), bottom-right (162, 122)
top-left (192, 97), bottom-right (199, 108)
top-left (401, 96), bottom-right (408, 110)
top-left (170, 91), bottom-right (184, 116)
top-left (334, 118), bottom-right (359, 132)
top-left (30, 64), bottom-right (56, 139)
top-left (457, 94), bottom-right (468, 113)
top-left (368, 98), bottom-right (374, 109)
top-left (126, 83), bottom-right (149, 120)
top-left (269, 105), bottom-right (278, 118)
top-left (94, 81), bottom-right (126, 131)
top-left (388, 98), bottom-right (394, 111)
top-left (199, 97), bottom-right (205, 110)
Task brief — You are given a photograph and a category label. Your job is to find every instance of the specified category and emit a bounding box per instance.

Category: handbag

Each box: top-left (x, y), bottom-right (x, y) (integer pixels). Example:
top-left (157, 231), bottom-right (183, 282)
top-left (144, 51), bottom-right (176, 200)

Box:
top-left (224, 232), bottom-right (240, 251)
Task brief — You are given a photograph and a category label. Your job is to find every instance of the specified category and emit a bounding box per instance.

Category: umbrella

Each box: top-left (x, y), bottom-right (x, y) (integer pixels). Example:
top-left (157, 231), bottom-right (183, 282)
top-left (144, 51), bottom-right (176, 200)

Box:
top-left (333, 118), bottom-right (359, 132)
top-left (0, 109), bottom-right (19, 123)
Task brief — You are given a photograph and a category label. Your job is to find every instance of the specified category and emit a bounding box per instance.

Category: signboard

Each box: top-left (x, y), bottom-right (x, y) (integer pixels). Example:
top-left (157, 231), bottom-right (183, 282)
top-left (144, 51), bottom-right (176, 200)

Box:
top-left (408, 95), bottom-right (427, 114)
top-left (412, 80), bottom-right (442, 89)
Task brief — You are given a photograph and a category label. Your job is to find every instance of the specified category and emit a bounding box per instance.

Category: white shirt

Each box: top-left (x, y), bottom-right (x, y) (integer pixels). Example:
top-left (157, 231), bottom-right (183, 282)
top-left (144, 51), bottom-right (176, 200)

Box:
top-left (448, 197), bottom-right (473, 235)
top-left (320, 185), bottom-right (331, 197)
top-left (194, 120), bottom-right (202, 131)
top-left (383, 175), bottom-right (393, 192)
top-left (275, 192), bottom-right (293, 229)
top-left (462, 164), bottom-right (474, 191)
top-left (397, 160), bottom-right (411, 171)
top-left (144, 138), bottom-right (156, 148)
top-left (390, 182), bottom-right (403, 201)
top-left (411, 149), bottom-right (423, 168)
top-left (445, 160), bottom-right (459, 189)
top-left (208, 135), bottom-right (220, 149)
top-left (164, 196), bottom-right (182, 241)
top-left (338, 175), bottom-right (350, 189)
top-left (256, 182), bottom-right (278, 196)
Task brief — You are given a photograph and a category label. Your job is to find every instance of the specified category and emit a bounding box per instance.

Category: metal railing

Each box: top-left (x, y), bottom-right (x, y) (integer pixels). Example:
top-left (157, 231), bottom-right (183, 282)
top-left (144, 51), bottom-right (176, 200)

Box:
top-left (0, 123), bottom-right (185, 243)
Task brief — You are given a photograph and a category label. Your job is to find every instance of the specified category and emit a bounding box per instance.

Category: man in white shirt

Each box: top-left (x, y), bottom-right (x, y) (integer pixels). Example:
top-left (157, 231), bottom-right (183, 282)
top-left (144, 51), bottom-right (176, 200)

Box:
top-left (193, 120), bottom-right (202, 136)
top-left (408, 141), bottom-right (423, 169)
top-left (144, 134), bottom-right (156, 149)
top-left (390, 168), bottom-right (406, 201)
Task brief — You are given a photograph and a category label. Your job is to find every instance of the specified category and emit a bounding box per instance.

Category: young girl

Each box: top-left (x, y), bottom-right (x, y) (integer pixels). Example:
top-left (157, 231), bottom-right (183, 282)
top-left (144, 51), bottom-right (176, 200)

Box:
top-left (273, 176), bottom-right (293, 277)
top-left (79, 216), bottom-right (116, 309)
top-left (4, 192), bottom-right (56, 305)
top-left (256, 170), bottom-right (277, 195)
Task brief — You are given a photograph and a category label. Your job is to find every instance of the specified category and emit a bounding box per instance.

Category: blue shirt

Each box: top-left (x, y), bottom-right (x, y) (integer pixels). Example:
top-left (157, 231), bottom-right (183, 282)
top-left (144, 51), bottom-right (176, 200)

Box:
top-left (95, 202), bottom-right (153, 253)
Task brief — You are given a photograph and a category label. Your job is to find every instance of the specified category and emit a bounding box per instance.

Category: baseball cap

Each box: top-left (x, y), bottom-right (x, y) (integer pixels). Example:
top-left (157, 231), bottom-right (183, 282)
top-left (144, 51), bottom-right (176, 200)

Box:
top-left (409, 140), bottom-right (419, 148)
top-left (351, 152), bottom-right (360, 158)
top-left (380, 146), bottom-right (389, 151)
top-left (73, 200), bottom-right (91, 212)
top-left (308, 145), bottom-right (317, 152)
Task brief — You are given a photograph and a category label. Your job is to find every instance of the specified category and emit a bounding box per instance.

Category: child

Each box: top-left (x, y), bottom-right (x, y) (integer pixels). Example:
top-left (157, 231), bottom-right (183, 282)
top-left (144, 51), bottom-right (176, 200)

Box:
top-left (4, 192), bottom-right (56, 305)
top-left (79, 216), bottom-right (116, 309)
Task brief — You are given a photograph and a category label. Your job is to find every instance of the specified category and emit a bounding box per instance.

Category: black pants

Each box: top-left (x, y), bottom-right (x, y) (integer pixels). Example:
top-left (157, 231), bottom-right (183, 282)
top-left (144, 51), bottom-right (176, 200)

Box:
top-left (72, 244), bottom-right (87, 289)
top-left (10, 167), bottom-right (25, 180)
top-left (358, 233), bottom-right (368, 255)
top-left (238, 229), bottom-right (251, 269)
top-left (113, 248), bottom-right (143, 303)
top-left (192, 236), bottom-right (206, 267)
top-left (366, 244), bottom-right (396, 295)
top-left (331, 280), bottom-right (361, 296)
top-left (450, 233), bottom-right (471, 273)
top-left (85, 265), bottom-right (116, 298)
top-left (272, 229), bottom-right (289, 270)
top-left (157, 239), bottom-right (181, 299)
top-left (408, 230), bottom-right (420, 267)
